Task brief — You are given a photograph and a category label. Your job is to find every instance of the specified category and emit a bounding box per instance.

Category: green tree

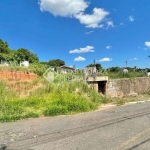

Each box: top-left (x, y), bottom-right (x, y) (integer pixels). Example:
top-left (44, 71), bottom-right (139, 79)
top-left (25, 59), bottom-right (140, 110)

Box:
top-left (0, 39), bottom-right (10, 54)
top-left (0, 39), bottom-right (11, 62)
top-left (0, 38), bottom-right (40, 65)
top-left (15, 48), bottom-right (39, 63)
top-left (40, 61), bottom-right (48, 65)
top-left (108, 67), bottom-right (120, 72)
top-left (48, 59), bottom-right (65, 67)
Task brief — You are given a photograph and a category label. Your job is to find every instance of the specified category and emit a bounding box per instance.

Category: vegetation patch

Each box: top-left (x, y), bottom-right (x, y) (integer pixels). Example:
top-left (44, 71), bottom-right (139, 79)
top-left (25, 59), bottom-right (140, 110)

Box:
top-left (0, 80), bottom-right (107, 122)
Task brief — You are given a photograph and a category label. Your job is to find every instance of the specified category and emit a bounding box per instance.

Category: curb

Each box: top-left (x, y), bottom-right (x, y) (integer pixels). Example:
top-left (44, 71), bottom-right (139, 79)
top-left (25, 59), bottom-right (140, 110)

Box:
top-left (125, 99), bottom-right (150, 105)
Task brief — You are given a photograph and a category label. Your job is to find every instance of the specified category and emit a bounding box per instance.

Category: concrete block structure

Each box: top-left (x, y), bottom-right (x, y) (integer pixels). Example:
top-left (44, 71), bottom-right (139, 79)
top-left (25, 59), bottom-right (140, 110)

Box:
top-left (86, 76), bottom-right (150, 97)
top-left (86, 76), bottom-right (108, 95)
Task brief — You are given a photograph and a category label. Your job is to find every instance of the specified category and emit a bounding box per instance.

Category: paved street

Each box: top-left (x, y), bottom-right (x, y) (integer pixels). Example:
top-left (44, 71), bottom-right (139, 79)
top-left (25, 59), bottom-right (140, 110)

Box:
top-left (1, 101), bottom-right (150, 150)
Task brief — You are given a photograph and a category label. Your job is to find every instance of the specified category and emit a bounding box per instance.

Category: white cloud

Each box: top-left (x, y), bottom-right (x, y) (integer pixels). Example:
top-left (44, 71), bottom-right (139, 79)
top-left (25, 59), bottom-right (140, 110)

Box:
top-left (145, 41), bottom-right (150, 47)
top-left (106, 46), bottom-right (111, 49)
top-left (85, 31), bottom-right (94, 35)
top-left (129, 16), bottom-right (134, 22)
top-left (96, 58), bottom-right (112, 62)
top-left (69, 46), bottom-right (94, 53)
top-left (75, 8), bottom-right (109, 28)
top-left (39, 0), bottom-right (112, 28)
top-left (130, 58), bottom-right (138, 60)
top-left (38, 0), bottom-right (88, 17)
top-left (106, 21), bottom-right (114, 28)
top-left (74, 56), bottom-right (86, 61)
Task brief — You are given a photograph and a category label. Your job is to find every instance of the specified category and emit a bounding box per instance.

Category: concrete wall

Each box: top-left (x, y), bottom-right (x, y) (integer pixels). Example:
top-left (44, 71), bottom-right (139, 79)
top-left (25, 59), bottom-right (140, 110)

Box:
top-left (107, 77), bottom-right (150, 97)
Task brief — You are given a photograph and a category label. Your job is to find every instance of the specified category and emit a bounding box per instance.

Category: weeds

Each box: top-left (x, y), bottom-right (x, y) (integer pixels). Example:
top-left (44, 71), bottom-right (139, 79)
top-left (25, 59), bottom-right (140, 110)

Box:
top-left (0, 80), bottom-right (104, 122)
top-left (145, 90), bottom-right (150, 95)
top-left (116, 100), bottom-right (125, 106)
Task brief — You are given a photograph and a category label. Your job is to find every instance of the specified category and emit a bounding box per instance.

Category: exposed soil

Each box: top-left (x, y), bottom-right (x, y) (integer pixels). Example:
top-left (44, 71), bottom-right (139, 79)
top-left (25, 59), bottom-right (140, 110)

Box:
top-left (0, 71), bottom-right (43, 97)
top-left (0, 70), bottom-right (37, 81)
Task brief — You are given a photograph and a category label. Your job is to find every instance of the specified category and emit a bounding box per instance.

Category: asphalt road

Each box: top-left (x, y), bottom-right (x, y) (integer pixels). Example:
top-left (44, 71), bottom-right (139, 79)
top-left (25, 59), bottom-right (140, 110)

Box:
top-left (1, 102), bottom-right (150, 150)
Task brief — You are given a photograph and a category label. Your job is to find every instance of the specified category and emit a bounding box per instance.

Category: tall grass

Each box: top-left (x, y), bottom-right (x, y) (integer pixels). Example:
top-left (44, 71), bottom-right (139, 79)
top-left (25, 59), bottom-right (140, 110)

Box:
top-left (0, 80), bottom-right (107, 122)
top-left (107, 71), bottom-right (146, 79)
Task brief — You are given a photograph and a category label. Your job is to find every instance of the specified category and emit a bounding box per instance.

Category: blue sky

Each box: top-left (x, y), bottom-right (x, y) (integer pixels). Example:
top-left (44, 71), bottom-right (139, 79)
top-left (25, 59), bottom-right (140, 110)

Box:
top-left (0, 0), bottom-right (150, 69)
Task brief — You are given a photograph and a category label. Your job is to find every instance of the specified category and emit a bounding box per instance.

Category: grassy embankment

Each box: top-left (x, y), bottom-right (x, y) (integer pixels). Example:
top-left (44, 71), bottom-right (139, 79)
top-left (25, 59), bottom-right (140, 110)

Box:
top-left (0, 73), bottom-right (109, 122)
top-left (0, 66), bottom-right (148, 122)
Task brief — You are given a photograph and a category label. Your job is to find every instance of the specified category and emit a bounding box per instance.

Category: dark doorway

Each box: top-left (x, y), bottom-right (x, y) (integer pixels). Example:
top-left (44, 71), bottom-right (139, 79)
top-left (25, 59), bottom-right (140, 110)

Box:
top-left (98, 81), bottom-right (107, 95)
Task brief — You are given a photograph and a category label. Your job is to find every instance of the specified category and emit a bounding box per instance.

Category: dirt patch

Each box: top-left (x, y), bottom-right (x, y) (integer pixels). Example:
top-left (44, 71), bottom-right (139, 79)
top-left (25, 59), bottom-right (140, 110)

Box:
top-left (0, 71), bottom-right (43, 97)
top-left (0, 71), bottom-right (37, 81)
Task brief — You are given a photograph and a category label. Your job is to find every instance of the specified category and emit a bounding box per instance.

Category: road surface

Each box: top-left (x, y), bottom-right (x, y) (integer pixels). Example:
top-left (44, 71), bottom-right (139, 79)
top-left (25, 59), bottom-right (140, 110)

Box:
top-left (1, 101), bottom-right (150, 150)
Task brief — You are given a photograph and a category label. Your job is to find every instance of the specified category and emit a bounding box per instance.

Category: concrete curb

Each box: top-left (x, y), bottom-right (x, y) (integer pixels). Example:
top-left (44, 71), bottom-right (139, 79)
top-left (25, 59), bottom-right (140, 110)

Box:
top-left (125, 99), bottom-right (150, 105)
top-left (99, 100), bottom-right (150, 110)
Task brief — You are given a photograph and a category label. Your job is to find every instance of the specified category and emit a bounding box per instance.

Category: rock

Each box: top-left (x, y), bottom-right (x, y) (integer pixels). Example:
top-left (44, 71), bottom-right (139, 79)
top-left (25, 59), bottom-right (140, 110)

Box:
top-left (0, 144), bottom-right (7, 150)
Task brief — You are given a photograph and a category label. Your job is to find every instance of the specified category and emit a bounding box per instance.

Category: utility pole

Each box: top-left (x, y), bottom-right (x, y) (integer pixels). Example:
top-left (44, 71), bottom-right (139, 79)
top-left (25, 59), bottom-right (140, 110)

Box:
top-left (148, 55), bottom-right (150, 68)
top-left (73, 65), bottom-right (75, 69)
top-left (125, 61), bottom-right (127, 68)
top-left (93, 59), bottom-right (96, 79)
top-left (134, 65), bottom-right (137, 72)
top-left (94, 59), bottom-right (96, 66)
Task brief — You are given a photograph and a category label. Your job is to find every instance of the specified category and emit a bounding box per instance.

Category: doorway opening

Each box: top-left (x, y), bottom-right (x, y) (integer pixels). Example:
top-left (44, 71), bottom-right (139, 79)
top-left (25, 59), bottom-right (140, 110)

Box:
top-left (98, 81), bottom-right (107, 95)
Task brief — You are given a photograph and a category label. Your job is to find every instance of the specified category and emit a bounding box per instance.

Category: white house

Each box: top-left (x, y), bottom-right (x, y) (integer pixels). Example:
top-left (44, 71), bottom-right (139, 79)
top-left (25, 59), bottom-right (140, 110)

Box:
top-left (20, 61), bottom-right (29, 67)
top-left (57, 65), bottom-right (75, 74)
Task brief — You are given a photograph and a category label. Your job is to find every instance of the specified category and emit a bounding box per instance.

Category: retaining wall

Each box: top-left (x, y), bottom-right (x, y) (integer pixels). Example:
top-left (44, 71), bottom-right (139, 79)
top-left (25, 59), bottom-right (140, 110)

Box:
top-left (107, 77), bottom-right (150, 97)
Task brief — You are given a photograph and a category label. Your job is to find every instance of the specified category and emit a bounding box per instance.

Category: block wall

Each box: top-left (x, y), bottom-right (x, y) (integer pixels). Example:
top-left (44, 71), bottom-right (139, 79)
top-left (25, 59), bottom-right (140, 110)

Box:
top-left (107, 77), bottom-right (150, 97)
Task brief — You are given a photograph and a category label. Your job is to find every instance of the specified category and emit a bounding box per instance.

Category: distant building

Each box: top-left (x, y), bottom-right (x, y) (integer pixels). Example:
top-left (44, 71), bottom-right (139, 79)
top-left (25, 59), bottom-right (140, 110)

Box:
top-left (20, 61), bottom-right (29, 67)
top-left (57, 65), bottom-right (75, 74)
top-left (0, 60), bottom-right (9, 66)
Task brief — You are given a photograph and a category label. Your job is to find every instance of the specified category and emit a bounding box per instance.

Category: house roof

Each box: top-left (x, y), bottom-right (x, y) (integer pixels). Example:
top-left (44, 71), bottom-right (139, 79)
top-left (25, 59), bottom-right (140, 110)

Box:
top-left (57, 65), bottom-right (75, 70)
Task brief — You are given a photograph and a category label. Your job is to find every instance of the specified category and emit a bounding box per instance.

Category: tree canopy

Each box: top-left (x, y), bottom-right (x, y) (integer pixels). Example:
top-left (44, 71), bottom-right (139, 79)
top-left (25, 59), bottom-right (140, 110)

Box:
top-left (0, 39), bottom-right (11, 61)
top-left (0, 39), bottom-right (10, 54)
top-left (48, 59), bottom-right (65, 67)
top-left (15, 48), bottom-right (39, 63)
top-left (0, 39), bottom-right (39, 64)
